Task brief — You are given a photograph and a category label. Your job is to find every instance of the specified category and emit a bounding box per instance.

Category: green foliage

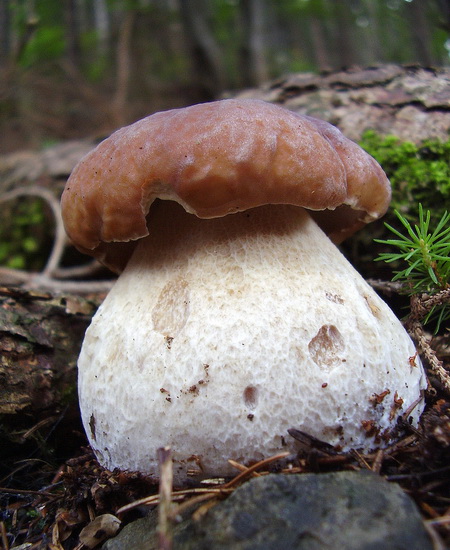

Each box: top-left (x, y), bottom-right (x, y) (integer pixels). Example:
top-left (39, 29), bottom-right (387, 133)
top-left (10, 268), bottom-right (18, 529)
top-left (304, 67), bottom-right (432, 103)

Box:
top-left (376, 206), bottom-right (450, 292)
top-left (11, 0), bottom-right (65, 67)
top-left (20, 26), bottom-right (66, 67)
top-left (81, 30), bottom-right (109, 82)
top-left (0, 199), bottom-right (50, 271)
top-left (375, 206), bottom-right (450, 331)
top-left (277, 0), bottom-right (332, 18)
top-left (359, 131), bottom-right (450, 224)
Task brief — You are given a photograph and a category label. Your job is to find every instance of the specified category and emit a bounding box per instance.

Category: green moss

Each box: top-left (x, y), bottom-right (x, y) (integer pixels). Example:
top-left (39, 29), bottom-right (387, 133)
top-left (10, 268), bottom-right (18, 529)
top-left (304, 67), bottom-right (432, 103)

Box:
top-left (0, 198), bottom-right (53, 271)
top-left (359, 130), bottom-right (450, 224)
top-left (342, 131), bottom-right (450, 281)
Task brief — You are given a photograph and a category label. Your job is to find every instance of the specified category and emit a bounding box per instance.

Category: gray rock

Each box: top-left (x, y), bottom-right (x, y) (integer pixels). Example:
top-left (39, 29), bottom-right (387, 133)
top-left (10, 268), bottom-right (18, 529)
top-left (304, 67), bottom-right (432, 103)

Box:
top-left (103, 470), bottom-right (432, 550)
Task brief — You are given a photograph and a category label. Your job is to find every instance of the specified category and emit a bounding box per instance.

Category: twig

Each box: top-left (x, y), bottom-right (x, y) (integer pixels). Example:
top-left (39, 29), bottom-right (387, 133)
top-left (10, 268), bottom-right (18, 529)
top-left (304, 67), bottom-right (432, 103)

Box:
top-left (1, 521), bottom-right (9, 550)
top-left (409, 290), bottom-right (450, 322)
top-left (227, 459), bottom-right (262, 477)
top-left (349, 449), bottom-right (372, 470)
top-left (116, 487), bottom-right (233, 515)
top-left (222, 452), bottom-right (290, 490)
top-left (382, 434), bottom-right (418, 455)
top-left (367, 278), bottom-right (405, 295)
top-left (0, 185), bottom-right (115, 294)
top-left (427, 515), bottom-right (450, 526)
top-left (368, 279), bottom-right (449, 393)
top-left (0, 486), bottom-right (58, 498)
top-left (0, 186), bottom-right (66, 277)
top-left (400, 292), bottom-right (450, 394)
top-left (157, 447), bottom-right (173, 550)
top-left (423, 521), bottom-right (448, 550)
top-left (52, 259), bottom-right (106, 280)
top-left (20, 417), bottom-right (57, 441)
top-left (407, 320), bottom-right (450, 394)
top-left (371, 449), bottom-right (385, 474)
top-left (386, 465), bottom-right (450, 482)
top-left (0, 266), bottom-right (114, 293)
top-left (168, 491), bottom-right (227, 521)
top-left (117, 451), bottom-right (290, 516)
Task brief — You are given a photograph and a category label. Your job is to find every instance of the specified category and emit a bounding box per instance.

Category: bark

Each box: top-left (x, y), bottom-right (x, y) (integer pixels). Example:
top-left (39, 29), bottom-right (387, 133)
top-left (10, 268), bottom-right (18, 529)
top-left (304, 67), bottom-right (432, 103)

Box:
top-left (232, 64), bottom-right (450, 144)
top-left (0, 286), bottom-right (98, 430)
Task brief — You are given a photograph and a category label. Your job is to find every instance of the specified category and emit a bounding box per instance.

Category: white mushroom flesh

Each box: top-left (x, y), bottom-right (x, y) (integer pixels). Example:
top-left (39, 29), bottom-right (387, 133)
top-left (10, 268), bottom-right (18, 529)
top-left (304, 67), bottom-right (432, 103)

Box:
top-left (78, 201), bottom-right (426, 479)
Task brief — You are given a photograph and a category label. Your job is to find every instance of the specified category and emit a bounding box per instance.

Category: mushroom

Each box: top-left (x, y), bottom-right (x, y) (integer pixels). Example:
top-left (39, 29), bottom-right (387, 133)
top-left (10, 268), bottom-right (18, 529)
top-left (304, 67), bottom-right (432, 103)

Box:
top-left (61, 99), bottom-right (426, 480)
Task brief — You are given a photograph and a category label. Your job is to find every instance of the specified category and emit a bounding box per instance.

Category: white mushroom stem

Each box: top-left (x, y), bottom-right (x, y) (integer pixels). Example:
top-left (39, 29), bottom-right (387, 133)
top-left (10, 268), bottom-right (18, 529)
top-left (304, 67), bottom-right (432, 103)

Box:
top-left (78, 202), bottom-right (426, 480)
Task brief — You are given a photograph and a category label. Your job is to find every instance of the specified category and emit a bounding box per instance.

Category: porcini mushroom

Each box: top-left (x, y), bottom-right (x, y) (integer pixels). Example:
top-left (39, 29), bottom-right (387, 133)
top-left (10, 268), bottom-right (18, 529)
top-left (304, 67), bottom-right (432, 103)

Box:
top-left (61, 99), bottom-right (426, 480)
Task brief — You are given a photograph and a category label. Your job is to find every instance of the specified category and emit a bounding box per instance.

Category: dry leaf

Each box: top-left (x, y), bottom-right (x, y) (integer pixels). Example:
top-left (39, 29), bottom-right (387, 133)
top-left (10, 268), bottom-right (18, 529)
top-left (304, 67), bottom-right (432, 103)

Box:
top-left (78, 514), bottom-right (121, 548)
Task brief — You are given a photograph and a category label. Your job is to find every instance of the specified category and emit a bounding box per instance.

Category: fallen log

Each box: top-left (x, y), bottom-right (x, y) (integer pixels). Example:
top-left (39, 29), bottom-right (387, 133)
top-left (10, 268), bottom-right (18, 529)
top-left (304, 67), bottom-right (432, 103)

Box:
top-left (0, 286), bottom-right (101, 476)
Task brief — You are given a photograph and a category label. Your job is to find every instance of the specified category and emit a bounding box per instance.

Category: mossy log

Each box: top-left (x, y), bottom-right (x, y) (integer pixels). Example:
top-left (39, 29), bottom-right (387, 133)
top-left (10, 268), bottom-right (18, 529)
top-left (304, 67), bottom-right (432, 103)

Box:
top-left (230, 64), bottom-right (450, 144)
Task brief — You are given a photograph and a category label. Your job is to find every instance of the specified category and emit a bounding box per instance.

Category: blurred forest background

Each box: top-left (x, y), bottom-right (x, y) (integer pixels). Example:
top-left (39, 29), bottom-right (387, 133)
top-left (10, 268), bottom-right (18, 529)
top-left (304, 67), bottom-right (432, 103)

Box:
top-left (1, 0), bottom-right (450, 154)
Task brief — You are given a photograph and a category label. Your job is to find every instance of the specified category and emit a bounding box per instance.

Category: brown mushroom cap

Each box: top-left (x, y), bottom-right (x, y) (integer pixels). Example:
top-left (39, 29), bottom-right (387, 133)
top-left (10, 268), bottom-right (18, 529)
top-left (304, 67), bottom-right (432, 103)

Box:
top-left (61, 99), bottom-right (391, 273)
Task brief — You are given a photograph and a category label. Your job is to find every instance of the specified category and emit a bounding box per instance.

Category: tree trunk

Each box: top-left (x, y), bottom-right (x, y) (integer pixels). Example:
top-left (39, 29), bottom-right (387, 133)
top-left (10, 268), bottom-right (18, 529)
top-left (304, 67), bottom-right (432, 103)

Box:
top-left (332, 0), bottom-right (356, 68)
top-left (0, 0), bottom-right (11, 69)
top-left (360, 0), bottom-right (384, 65)
top-left (178, 0), bottom-right (226, 98)
top-left (112, 10), bottom-right (135, 127)
top-left (405, 0), bottom-right (435, 66)
top-left (435, 0), bottom-right (450, 32)
top-left (94, 0), bottom-right (110, 59)
top-left (239, 0), bottom-right (270, 87)
top-left (65, 0), bottom-right (82, 67)
top-left (310, 15), bottom-right (331, 71)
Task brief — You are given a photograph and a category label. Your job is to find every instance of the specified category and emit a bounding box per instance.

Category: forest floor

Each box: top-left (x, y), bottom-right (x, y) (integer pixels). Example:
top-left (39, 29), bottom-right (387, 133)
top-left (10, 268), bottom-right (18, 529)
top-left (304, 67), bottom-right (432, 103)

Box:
top-left (0, 282), bottom-right (449, 549)
top-left (1, 386), bottom-right (450, 549)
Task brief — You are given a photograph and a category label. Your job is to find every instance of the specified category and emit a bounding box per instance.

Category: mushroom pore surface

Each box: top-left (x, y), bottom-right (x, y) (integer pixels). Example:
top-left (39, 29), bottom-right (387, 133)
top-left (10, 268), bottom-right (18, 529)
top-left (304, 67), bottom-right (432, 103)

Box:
top-left (78, 201), bottom-right (426, 480)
